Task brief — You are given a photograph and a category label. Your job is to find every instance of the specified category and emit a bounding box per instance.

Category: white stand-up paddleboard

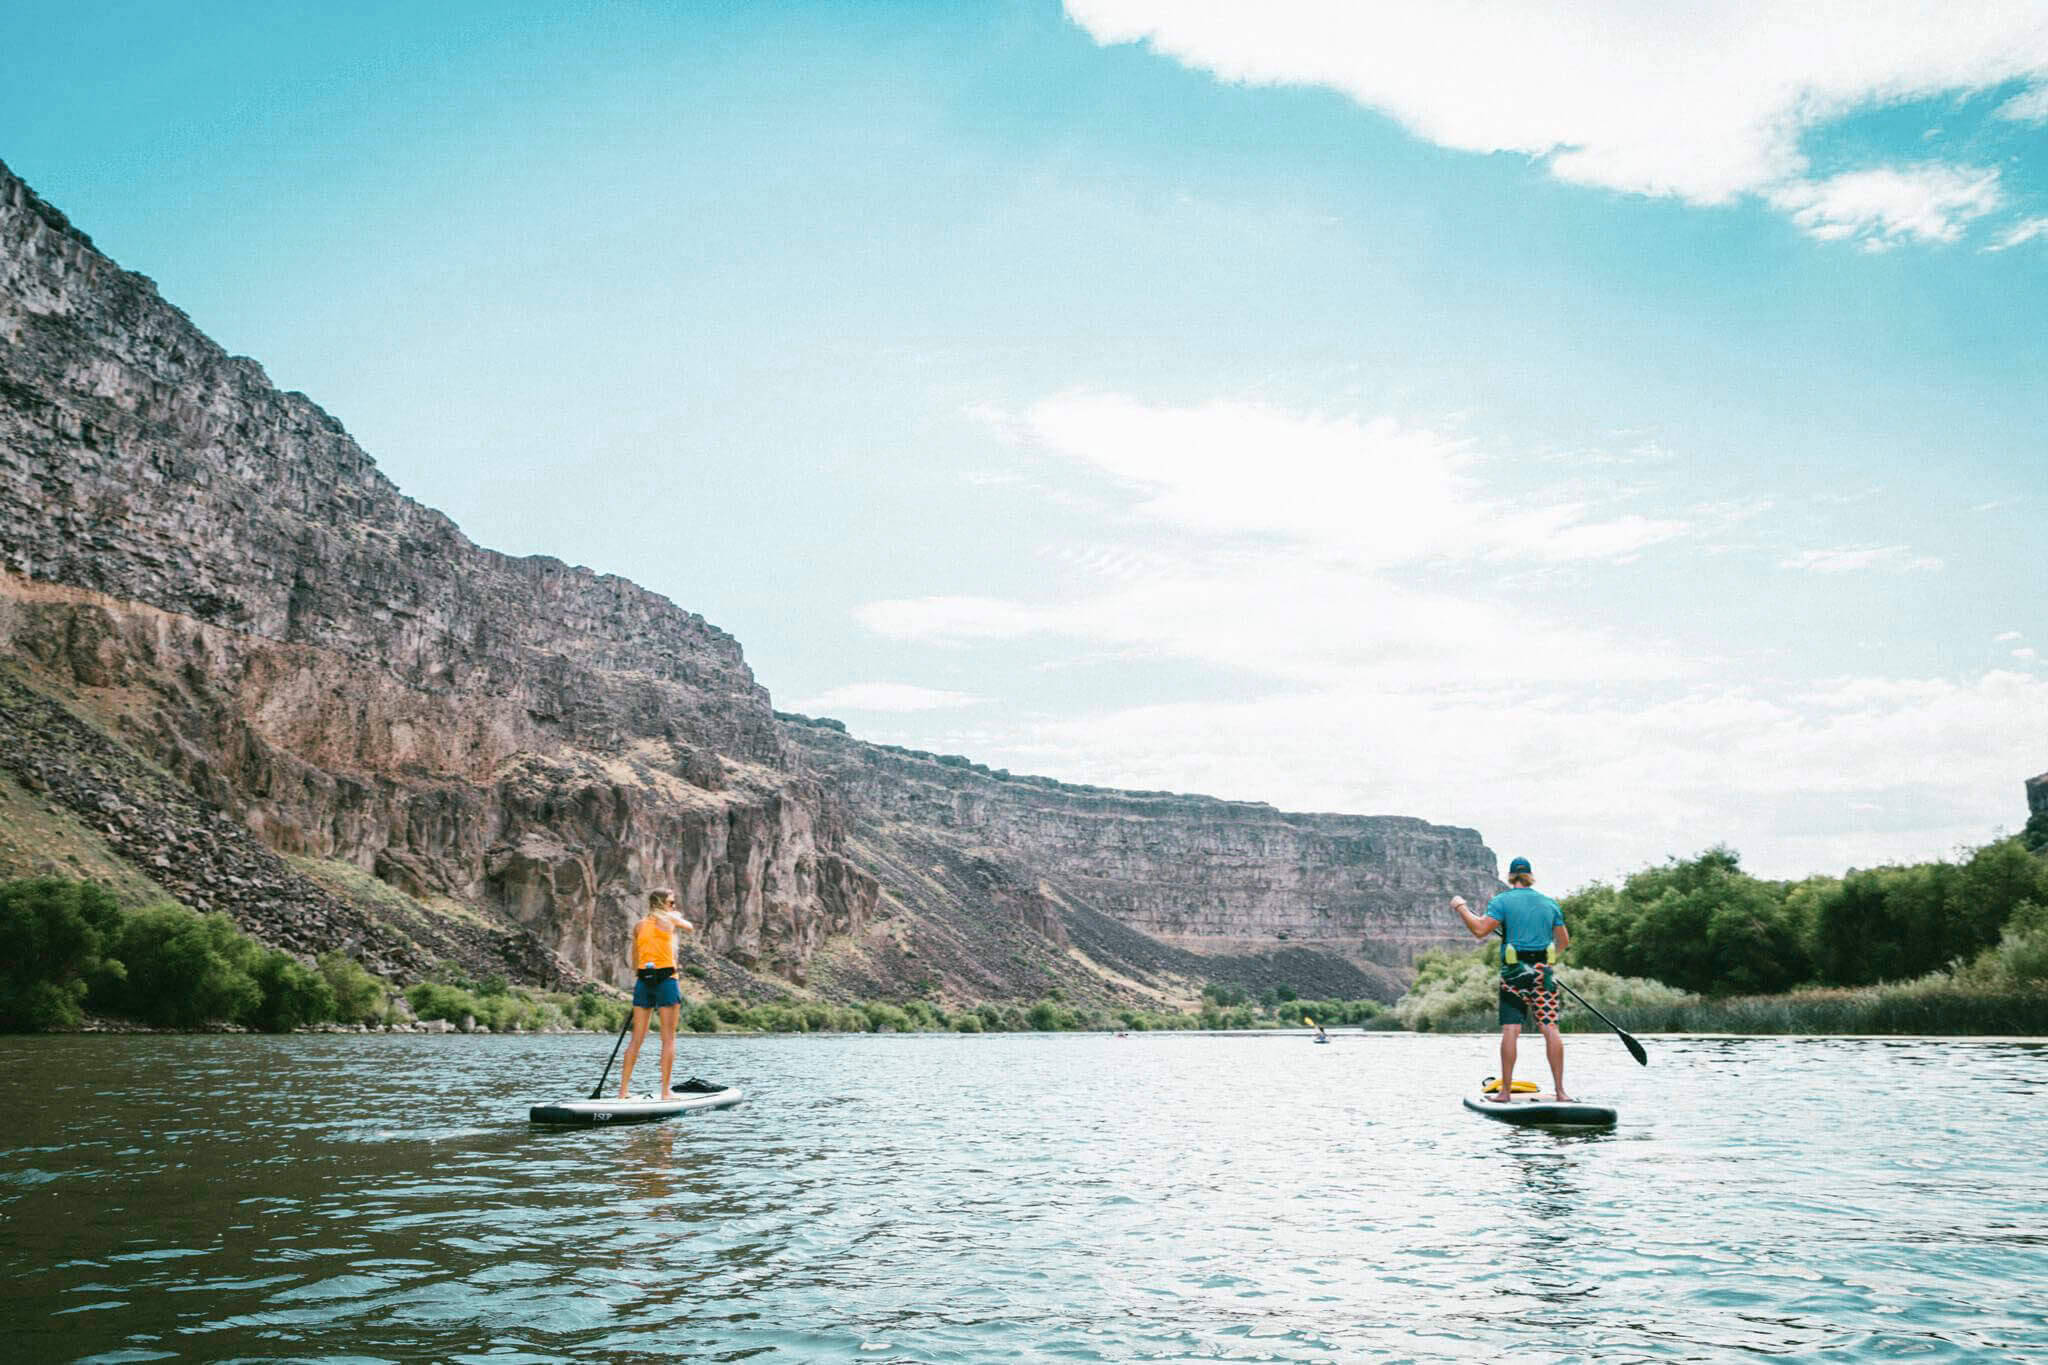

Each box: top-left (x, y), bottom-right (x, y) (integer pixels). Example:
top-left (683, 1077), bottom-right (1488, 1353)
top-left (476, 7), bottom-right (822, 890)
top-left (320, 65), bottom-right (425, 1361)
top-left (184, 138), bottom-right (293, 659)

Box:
top-left (530, 1086), bottom-right (743, 1126)
top-left (1462, 1092), bottom-right (1616, 1128)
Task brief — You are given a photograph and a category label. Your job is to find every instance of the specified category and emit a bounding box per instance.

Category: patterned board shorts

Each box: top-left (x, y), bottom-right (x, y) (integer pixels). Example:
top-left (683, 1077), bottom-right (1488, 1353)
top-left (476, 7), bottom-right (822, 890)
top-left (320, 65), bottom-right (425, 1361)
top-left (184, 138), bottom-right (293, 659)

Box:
top-left (1498, 963), bottom-right (1561, 1028)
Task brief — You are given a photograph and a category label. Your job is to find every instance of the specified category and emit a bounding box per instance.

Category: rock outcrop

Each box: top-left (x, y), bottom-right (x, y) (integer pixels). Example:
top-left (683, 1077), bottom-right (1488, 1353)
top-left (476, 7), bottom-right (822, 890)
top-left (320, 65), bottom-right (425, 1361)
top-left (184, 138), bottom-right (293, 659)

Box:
top-left (1, 156), bottom-right (1490, 1004)
top-left (784, 716), bottom-right (1496, 1003)
top-left (2029, 771), bottom-right (2047, 822)
top-left (0, 158), bottom-right (875, 986)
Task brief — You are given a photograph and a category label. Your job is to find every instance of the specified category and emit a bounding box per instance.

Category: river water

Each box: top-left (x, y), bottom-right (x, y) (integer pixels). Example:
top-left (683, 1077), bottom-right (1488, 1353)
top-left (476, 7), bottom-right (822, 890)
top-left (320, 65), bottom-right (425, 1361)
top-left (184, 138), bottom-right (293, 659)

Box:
top-left (2, 1031), bottom-right (2043, 1362)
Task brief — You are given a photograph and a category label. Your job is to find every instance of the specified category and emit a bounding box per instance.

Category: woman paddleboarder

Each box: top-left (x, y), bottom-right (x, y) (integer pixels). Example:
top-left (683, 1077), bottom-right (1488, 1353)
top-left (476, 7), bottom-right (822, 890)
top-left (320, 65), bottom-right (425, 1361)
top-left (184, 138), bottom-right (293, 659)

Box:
top-left (1451, 856), bottom-right (1573, 1103)
top-left (617, 888), bottom-right (696, 1100)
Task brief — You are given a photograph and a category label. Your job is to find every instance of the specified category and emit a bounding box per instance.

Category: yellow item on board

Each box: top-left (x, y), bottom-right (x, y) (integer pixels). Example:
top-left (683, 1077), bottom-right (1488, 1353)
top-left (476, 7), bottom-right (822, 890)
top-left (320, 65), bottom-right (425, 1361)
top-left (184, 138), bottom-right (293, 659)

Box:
top-left (1482, 1078), bottom-right (1541, 1094)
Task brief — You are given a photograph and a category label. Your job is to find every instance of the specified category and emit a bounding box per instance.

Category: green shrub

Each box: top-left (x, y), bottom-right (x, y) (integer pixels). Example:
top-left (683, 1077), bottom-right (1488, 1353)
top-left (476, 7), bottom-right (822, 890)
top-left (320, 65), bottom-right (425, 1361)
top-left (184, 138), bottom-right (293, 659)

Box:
top-left (111, 904), bottom-right (263, 1029)
top-left (953, 1013), bottom-right (982, 1032)
top-left (2022, 808), bottom-right (2048, 855)
top-left (571, 990), bottom-right (628, 1032)
top-left (0, 877), bottom-right (126, 1031)
top-left (712, 996), bottom-right (747, 1023)
top-left (687, 1003), bottom-right (720, 1033)
top-left (863, 1002), bottom-right (911, 1033)
top-left (477, 973), bottom-right (509, 998)
top-left (1026, 999), bottom-right (1069, 1031)
top-left (406, 980), bottom-right (482, 1024)
top-left (246, 950), bottom-right (335, 1033)
top-left (745, 1003), bottom-right (809, 1032)
top-left (1955, 899), bottom-right (2048, 989)
top-left (317, 952), bottom-right (387, 1025)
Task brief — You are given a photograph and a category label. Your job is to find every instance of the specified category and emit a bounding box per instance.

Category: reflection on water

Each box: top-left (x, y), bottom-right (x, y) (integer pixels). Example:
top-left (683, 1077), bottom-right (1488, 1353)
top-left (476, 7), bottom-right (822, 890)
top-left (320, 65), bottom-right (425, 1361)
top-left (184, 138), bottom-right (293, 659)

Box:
top-left (2, 1032), bottom-right (2044, 1362)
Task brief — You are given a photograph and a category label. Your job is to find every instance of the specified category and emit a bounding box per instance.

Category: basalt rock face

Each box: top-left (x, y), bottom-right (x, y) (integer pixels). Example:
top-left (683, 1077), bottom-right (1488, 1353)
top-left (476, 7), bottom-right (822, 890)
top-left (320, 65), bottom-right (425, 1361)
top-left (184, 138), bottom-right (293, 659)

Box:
top-left (0, 159), bottom-right (875, 986)
top-left (784, 717), bottom-right (1497, 1003)
top-left (1, 157), bottom-right (1492, 1005)
top-left (2030, 772), bottom-right (2047, 821)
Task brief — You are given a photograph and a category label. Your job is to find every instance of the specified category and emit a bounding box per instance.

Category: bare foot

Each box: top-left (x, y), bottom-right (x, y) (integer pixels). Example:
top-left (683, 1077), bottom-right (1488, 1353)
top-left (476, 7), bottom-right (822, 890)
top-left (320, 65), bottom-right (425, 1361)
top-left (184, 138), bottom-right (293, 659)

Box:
top-left (1552, 1093), bottom-right (1576, 1103)
top-left (1485, 1092), bottom-right (1515, 1104)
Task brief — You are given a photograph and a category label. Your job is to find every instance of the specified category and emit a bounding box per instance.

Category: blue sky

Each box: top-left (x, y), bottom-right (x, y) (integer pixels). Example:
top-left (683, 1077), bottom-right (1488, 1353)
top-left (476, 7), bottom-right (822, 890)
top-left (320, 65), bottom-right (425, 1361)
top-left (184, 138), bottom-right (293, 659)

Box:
top-left (5, 1), bottom-right (2045, 889)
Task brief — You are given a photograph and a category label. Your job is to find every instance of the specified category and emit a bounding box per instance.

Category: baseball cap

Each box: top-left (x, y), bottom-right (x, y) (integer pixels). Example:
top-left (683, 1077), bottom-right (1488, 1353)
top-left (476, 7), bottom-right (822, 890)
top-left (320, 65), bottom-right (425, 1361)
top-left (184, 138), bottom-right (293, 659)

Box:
top-left (1507, 856), bottom-right (1532, 876)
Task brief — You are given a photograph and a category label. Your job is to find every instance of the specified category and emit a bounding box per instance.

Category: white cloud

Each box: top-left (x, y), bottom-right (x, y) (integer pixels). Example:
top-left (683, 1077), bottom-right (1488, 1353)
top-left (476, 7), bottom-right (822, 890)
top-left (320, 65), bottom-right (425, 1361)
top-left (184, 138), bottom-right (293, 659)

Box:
top-left (857, 556), bottom-right (1689, 689)
top-left (1987, 215), bottom-right (2048, 250)
top-left (1997, 84), bottom-right (2048, 122)
top-left (1064, 1), bottom-right (2048, 242)
top-left (2016, 648), bottom-right (2041, 662)
top-left (982, 392), bottom-right (1690, 567)
top-left (861, 393), bottom-right (1705, 693)
top-left (1779, 545), bottom-right (1944, 574)
top-left (1768, 165), bottom-right (2003, 249)
top-left (852, 597), bottom-right (1055, 645)
top-left (1995, 630), bottom-right (2022, 642)
top-left (786, 682), bottom-right (985, 713)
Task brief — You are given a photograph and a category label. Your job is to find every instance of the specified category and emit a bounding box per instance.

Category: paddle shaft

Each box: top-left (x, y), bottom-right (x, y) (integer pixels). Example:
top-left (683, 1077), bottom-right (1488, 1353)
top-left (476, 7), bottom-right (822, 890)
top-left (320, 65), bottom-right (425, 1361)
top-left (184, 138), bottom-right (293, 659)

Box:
top-left (588, 996), bottom-right (636, 1099)
top-left (1491, 927), bottom-right (1649, 1067)
top-left (1551, 974), bottom-right (1649, 1066)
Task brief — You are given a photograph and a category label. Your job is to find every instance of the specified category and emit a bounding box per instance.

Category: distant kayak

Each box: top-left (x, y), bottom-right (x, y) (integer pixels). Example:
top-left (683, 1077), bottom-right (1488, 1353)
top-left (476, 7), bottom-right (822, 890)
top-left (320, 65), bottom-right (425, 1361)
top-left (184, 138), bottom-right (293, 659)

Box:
top-left (530, 1085), bottom-right (744, 1126)
top-left (1462, 1093), bottom-right (1616, 1128)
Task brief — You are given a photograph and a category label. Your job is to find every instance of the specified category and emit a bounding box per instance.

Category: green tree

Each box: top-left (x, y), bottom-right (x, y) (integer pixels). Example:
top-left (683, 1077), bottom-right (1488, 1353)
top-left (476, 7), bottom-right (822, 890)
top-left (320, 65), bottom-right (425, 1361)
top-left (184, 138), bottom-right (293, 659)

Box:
top-left (1945, 839), bottom-right (2048, 958)
top-left (317, 952), bottom-right (387, 1025)
top-left (406, 980), bottom-right (480, 1024)
top-left (110, 904), bottom-right (263, 1028)
top-left (2022, 808), bottom-right (2048, 856)
top-left (0, 877), bottom-right (126, 1031)
top-left (246, 950), bottom-right (336, 1033)
top-left (1812, 864), bottom-right (1946, 986)
top-left (1568, 848), bottom-right (1812, 995)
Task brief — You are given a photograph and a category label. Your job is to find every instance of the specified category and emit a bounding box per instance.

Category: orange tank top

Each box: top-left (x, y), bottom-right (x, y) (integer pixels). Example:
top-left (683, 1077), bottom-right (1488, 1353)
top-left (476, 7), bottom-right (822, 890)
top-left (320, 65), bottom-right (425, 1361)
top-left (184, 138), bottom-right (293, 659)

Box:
top-left (632, 916), bottom-right (677, 971)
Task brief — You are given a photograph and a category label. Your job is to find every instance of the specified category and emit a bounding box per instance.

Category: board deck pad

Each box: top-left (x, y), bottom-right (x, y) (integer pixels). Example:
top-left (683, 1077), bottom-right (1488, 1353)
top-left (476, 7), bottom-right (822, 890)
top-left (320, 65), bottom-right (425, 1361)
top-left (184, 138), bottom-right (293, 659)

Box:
top-left (1462, 1093), bottom-right (1617, 1127)
top-left (530, 1085), bottom-right (744, 1126)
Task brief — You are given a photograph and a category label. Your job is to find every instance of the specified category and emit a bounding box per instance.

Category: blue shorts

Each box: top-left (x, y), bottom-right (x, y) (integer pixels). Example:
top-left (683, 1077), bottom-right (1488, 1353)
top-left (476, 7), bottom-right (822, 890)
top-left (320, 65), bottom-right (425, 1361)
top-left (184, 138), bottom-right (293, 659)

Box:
top-left (633, 974), bottom-right (682, 1009)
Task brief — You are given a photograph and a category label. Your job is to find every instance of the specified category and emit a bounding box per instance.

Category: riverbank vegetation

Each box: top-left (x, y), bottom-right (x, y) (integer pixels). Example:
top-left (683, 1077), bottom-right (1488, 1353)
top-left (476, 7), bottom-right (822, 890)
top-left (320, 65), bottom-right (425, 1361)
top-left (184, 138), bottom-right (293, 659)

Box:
top-left (1, 875), bottom-right (1391, 1036)
top-left (11, 825), bottom-right (2045, 1038)
top-left (1401, 837), bottom-right (2048, 1036)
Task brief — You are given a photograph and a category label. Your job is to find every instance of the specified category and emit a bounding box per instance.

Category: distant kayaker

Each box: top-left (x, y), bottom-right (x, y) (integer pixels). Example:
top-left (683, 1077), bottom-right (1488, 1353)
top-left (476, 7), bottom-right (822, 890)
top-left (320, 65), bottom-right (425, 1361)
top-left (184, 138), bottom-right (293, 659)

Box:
top-left (616, 888), bottom-right (696, 1100)
top-left (1450, 856), bottom-right (1573, 1103)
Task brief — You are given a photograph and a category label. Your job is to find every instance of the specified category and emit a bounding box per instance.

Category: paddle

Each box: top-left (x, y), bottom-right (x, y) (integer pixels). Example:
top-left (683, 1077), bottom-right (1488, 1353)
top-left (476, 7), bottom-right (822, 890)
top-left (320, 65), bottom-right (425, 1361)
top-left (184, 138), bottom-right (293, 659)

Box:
top-left (1492, 927), bottom-right (1649, 1066)
top-left (1552, 973), bottom-right (1649, 1067)
top-left (588, 997), bottom-right (636, 1099)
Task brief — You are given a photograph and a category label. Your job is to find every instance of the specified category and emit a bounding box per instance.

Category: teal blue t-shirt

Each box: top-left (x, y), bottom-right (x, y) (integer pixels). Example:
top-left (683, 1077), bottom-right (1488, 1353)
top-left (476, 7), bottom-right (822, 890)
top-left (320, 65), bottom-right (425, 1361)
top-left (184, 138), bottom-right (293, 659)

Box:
top-left (1485, 887), bottom-right (1564, 960)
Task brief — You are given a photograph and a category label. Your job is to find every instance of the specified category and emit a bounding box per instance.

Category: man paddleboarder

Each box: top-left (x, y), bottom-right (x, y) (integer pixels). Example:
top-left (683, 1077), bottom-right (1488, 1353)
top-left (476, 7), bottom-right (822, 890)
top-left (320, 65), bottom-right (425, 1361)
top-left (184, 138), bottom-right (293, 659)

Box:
top-left (617, 888), bottom-right (696, 1100)
top-left (1450, 856), bottom-right (1573, 1103)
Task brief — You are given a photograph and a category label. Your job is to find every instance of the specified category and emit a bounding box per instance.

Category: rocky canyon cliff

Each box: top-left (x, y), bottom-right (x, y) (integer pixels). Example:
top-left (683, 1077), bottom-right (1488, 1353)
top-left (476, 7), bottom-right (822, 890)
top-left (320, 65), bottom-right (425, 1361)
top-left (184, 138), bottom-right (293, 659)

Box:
top-left (0, 159), bottom-right (1495, 1006)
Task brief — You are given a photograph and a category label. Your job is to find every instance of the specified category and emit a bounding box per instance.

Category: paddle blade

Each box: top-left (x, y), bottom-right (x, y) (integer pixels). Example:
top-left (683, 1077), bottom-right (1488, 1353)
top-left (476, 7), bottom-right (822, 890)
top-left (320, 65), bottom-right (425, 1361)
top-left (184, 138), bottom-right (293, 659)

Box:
top-left (1620, 1029), bottom-right (1649, 1066)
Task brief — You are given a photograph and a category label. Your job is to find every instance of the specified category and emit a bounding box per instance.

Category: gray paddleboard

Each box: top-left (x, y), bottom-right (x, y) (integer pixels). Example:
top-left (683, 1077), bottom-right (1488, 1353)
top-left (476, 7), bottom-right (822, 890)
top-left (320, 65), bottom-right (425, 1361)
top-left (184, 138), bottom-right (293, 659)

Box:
top-left (530, 1087), bottom-right (744, 1126)
top-left (1462, 1094), bottom-right (1616, 1127)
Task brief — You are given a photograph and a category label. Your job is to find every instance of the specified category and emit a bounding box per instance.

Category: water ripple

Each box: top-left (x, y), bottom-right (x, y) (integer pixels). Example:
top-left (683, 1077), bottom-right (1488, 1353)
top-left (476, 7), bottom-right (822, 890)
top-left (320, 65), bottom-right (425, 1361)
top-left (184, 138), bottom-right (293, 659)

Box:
top-left (2, 1033), bottom-right (2045, 1361)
